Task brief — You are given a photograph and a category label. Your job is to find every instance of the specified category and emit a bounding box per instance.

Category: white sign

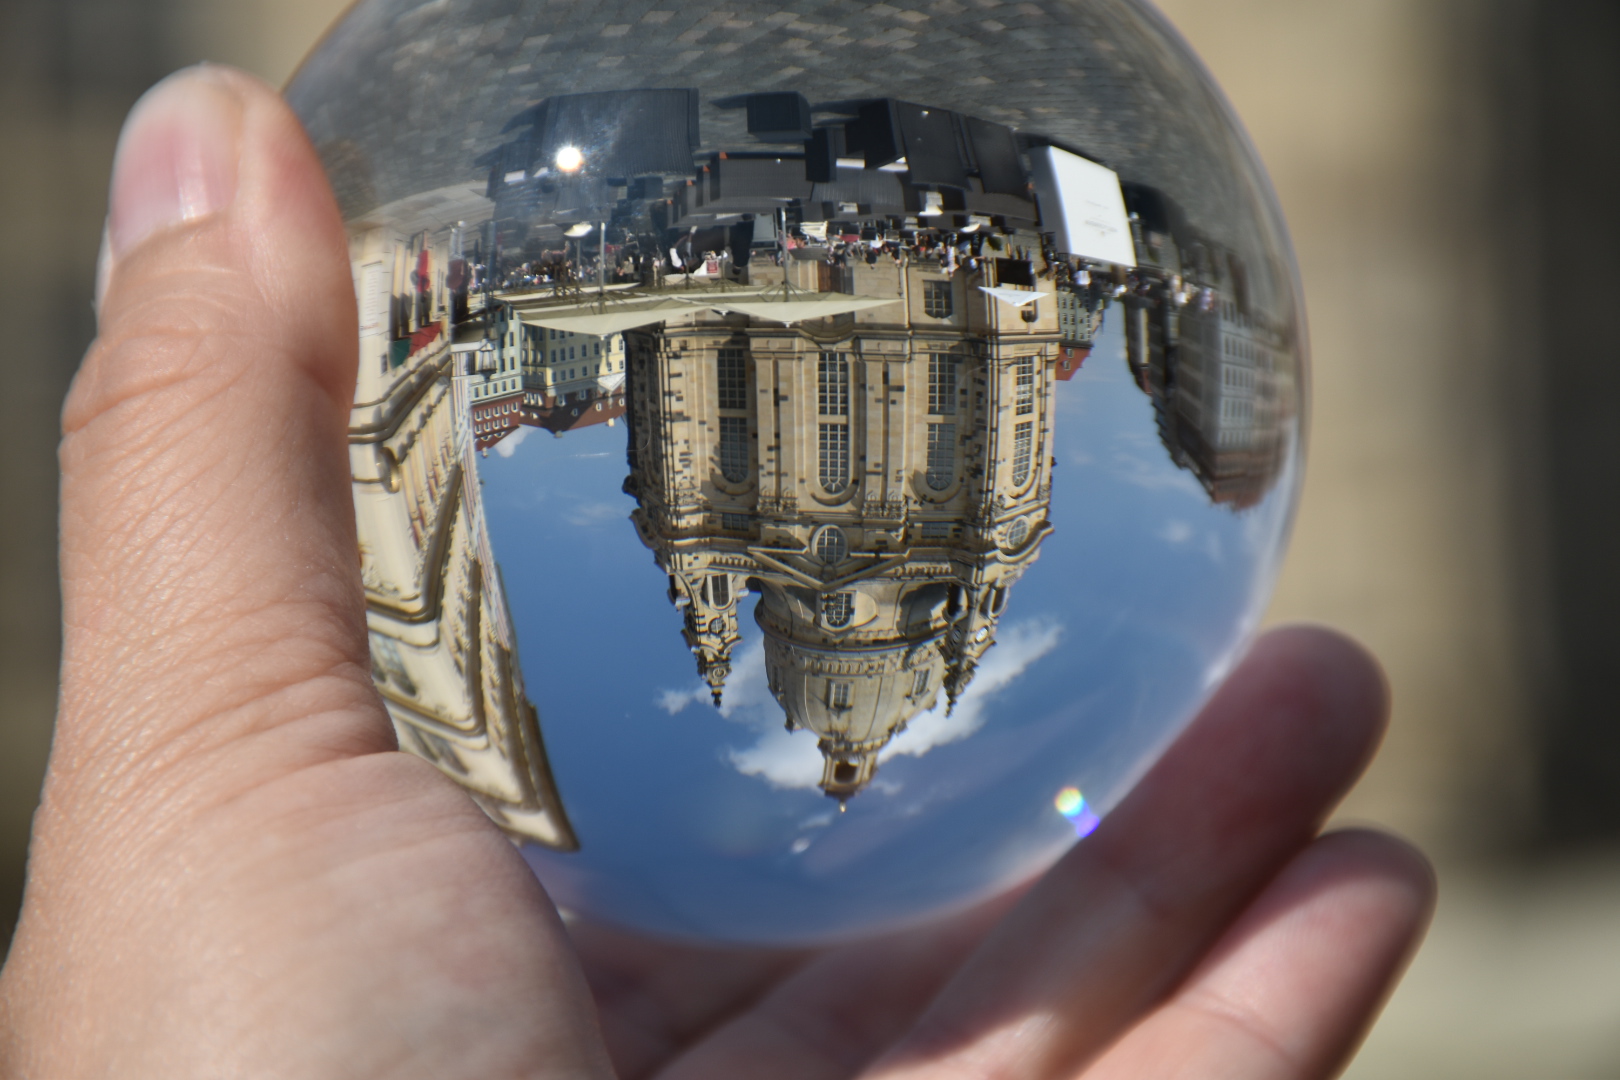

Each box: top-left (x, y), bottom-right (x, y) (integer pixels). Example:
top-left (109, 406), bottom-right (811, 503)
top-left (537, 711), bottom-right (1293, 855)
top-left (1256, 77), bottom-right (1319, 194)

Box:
top-left (1029, 145), bottom-right (1136, 267)
top-left (359, 262), bottom-right (388, 335)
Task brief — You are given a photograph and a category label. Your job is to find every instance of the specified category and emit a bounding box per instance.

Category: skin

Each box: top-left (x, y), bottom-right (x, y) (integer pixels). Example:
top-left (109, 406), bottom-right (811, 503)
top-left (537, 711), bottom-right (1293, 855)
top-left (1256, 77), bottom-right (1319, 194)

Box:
top-left (0, 67), bottom-right (1436, 1080)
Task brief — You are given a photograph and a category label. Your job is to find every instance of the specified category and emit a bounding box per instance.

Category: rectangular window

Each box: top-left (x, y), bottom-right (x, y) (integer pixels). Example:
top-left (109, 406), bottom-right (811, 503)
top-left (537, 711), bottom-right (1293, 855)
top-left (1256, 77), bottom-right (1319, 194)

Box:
top-left (829, 681), bottom-right (853, 709)
top-left (1012, 420), bottom-right (1034, 486)
top-left (721, 513), bottom-right (752, 533)
top-left (717, 347), bottom-right (748, 410)
top-left (919, 521), bottom-right (953, 539)
top-left (923, 279), bottom-right (953, 319)
top-left (818, 352), bottom-right (849, 416)
top-left (719, 416), bottom-right (750, 482)
top-left (818, 423), bottom-right (850, 493)
top-left (926, 423), bottom-right (956, 491)
top-left (1015, 355), bottom-right (1036, 415)
top-left (822, 592), bottom-right (854, 629)
top-left (928, 354), bottom-right (957, 415)
top-left (911, 668), bottom-right (930, 697)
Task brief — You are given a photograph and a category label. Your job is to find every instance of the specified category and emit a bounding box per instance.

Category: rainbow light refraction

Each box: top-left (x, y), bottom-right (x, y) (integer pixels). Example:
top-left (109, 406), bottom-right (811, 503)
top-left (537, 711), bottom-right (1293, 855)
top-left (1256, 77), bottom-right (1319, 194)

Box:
top-left (1054, 786), bottom-right (1101, 838)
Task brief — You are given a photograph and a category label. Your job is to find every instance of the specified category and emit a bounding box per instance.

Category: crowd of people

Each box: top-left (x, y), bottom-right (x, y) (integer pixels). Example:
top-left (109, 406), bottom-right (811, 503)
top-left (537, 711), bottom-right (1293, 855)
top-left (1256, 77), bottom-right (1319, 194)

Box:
top-left (461, 218), bottom-right (1145, 300)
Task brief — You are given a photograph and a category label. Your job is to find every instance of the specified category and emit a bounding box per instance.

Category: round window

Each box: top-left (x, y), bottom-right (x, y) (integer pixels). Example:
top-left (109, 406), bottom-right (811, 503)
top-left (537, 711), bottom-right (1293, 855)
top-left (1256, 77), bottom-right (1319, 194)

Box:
top-left (814, 527), bottom-right (849, 565)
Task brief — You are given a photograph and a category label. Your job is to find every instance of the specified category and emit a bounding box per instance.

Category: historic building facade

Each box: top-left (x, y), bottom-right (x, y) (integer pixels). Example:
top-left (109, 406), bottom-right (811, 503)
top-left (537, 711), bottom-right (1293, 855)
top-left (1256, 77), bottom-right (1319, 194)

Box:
top-left (622, 247), bottom-right (1063, 803)
top-left (348, 195), bottom-right (577, 850)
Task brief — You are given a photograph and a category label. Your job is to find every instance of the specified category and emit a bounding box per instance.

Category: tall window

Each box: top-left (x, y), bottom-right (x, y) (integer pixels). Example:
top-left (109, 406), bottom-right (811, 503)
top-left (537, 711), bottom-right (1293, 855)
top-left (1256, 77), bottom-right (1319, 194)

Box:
top-left (818, 352), bottom-right (849, 415)
top-left (926, 423), bottom-right (956, 491)
top-left (928, 354), bottom-right (957, 415)
top-left (1015, 355), bottom-right (1036, 415)
top-left (828, 680), bottom-right (853, 708)
top-left (923, 279), bottom-right (953, 319)
top-left (1011, 420), bottom-right (1034, 486)
top-left (708, 574), bottom-right (730, 608)
top-left (717, 347), bottom-right (748, 410)
top-left (818, 351), bottom-right (850, 493)
top-left (819, 424), bottom-right (850, 493)
top-left (824, 593), bottom-right (855, 629)
top-left (719, 416), bottom-right (749, 482)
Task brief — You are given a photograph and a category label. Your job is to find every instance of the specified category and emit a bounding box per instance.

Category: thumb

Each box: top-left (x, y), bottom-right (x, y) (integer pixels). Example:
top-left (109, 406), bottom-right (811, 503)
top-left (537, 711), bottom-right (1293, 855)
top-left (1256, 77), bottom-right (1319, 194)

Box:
top-left (4, 67), bottom-right (616, 1080)
top-left (55, 64), bottom-right (387, 819)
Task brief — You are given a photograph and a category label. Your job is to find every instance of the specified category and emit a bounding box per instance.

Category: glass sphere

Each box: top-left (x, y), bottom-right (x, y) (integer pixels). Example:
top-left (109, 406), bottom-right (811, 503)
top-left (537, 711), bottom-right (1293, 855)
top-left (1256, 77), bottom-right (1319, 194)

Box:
top-left (288, 0), bottom-right (1305, 944)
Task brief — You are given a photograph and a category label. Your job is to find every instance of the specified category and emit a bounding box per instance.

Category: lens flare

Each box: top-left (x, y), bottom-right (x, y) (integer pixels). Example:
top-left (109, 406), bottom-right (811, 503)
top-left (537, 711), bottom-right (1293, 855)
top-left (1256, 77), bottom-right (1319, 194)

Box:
top-left (1054, 786), bottom-right (1101, 838)
top-left (555, 145), bottom-right (584, 172)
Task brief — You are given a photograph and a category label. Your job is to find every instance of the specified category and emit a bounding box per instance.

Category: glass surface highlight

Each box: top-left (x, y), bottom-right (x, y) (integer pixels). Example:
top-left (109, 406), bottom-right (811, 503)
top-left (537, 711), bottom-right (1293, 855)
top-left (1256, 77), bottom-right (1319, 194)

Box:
top-left (289, 0), bottom-right (1306, 944)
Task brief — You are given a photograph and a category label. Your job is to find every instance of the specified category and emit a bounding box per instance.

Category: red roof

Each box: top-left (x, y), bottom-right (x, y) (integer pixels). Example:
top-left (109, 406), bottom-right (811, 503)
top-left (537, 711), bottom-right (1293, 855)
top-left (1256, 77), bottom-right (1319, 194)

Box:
top-left (1054, 346), bottom-right (1089, 381)
top-left (522, 392), bottom-right (627, 435)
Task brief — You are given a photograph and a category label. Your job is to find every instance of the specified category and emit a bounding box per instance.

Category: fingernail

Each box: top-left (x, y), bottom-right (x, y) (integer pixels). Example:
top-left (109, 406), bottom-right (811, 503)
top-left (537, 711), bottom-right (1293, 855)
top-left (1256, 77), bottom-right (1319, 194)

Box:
top-left (94, 221), bottom-right (113, 319)
top-left (108, 66), bottom-right (241, 261)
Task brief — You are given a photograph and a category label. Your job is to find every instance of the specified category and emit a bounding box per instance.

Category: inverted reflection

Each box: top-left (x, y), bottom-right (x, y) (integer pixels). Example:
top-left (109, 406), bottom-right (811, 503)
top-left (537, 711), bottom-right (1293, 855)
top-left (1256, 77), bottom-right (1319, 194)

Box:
top-left (301, 2), bottom-right (1308, 936)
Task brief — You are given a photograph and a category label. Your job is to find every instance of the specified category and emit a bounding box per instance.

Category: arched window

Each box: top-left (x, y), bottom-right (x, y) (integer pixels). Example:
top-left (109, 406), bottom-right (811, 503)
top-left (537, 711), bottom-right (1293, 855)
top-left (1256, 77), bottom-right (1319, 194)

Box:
top-left (1015, 355), bottom-right (1036, 415)
top-left (819, 424), bottom-right (849, 493)
top-left (911, 668), bottom-right (930, 698)
top-left (928, 353), bottom-right (958, 415)
top-left (717, 347), bottom-right (748, 410)
top-left (818, 352), bottom-right (849, 416)
top-left (818, 352), bottom-right (851, 493)
top-left (926, 423), bottom-right (956, 491)
top-left (1011, 421), bottom-right (1034, 486)
top-left (823, 592), bottom-right (855, 629)
top-left (719, 416), bottom-right (749, 482)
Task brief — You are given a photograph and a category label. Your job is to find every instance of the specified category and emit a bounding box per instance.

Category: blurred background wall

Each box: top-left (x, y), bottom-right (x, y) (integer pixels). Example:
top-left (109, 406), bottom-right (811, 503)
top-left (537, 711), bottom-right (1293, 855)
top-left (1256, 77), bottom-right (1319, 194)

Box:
top-left (1, 0), bottom-right (1615, 1073)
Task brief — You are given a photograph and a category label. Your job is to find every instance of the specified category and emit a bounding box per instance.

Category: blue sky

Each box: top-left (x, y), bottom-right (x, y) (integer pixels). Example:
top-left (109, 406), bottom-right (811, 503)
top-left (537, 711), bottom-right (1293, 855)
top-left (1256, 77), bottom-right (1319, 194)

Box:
top-left (481, 320), bottom-right (1296, 944)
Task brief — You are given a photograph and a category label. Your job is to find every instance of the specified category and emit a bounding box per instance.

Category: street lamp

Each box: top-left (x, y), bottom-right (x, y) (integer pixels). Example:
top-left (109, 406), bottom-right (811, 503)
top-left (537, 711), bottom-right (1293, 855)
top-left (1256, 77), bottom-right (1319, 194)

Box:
top-left (477, 338), bottom-right (497, 375)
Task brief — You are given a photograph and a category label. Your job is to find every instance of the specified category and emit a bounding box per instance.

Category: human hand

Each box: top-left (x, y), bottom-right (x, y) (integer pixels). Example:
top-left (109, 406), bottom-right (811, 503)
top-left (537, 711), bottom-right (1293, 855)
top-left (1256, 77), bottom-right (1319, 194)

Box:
top-left (0, 67), bottom-right (1434, 1080)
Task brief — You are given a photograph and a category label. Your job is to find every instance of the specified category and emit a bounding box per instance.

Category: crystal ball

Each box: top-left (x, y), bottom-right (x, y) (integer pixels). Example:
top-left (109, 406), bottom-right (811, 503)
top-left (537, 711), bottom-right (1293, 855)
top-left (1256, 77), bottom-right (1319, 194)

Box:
top-left (288, 0), bottom-right (1305, 944)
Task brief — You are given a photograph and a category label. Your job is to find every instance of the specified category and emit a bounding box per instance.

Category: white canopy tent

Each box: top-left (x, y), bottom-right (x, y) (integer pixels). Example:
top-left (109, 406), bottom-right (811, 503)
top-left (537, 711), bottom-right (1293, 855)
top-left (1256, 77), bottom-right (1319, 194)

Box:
top-left (703, 291), bottom-right (902, 325)
top-left (516, 298), bottom-right (701, 336)
top-left (978, 286), bottom-right (1044, 308)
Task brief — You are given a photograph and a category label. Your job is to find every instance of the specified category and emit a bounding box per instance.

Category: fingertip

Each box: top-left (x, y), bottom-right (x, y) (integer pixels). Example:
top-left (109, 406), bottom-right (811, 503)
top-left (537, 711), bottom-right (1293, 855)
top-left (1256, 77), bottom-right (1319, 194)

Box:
top-left (75, 62), bottom-right (353, 435)
top-left (1226, 623), bottom-right (1393, 779)
top-left (1309, 828), bottom-right (1439, 929)
top-left (1249, 624), bottom-right (1390, 729)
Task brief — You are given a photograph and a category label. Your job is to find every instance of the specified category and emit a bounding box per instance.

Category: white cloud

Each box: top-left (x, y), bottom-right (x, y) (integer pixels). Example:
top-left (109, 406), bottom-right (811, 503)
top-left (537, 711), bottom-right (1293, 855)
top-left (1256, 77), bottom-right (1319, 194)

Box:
top-left (729, 725), bottom-right (826, 790)
top-left (1159, 519), bottom-right (1193, 545)
top-left (493, 427), bottom-right (530, 457)
top-left (659, 638), bottom-right (772, 719)
top-left (882, 619), bottom-right (1063, 762)
top-left (564, 501), bottom-right (625, 527)
top-left (683, 618), bottom-right (1064, 792)
top-left (1110, 449), bottom-right (1207, 496)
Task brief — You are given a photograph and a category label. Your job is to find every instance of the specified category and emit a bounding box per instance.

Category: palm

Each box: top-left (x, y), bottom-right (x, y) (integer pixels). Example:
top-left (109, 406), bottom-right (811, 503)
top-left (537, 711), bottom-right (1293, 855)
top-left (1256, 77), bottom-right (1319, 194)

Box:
top-left (562, 625), bottom-right (1425, 1080)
